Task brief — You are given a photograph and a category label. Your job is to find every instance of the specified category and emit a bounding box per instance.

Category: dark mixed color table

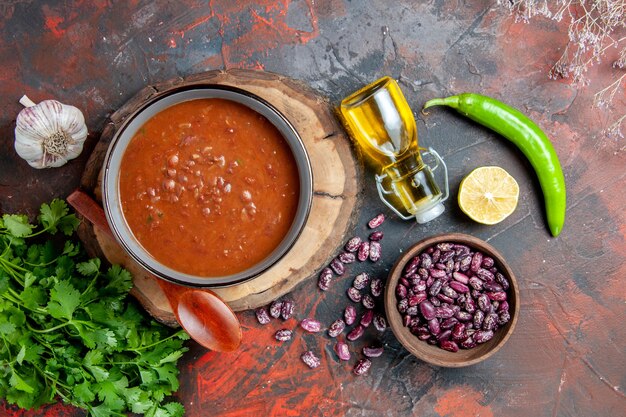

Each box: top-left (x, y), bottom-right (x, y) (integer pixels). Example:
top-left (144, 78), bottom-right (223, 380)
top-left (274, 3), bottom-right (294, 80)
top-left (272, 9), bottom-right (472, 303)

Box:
top-left (1, 2), bottom-right (625, 416)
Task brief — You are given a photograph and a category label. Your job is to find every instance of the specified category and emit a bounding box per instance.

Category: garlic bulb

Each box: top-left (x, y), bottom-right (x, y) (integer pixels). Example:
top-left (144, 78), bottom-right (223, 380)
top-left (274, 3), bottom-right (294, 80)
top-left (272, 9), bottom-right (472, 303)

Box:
top-left (14, 95), bottom-right (88, 169)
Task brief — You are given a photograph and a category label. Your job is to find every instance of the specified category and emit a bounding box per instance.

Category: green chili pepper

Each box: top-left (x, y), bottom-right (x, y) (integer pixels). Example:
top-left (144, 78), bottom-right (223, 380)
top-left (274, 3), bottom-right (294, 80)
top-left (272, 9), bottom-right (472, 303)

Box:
top-left (423, 93), bottom-right (566, 237)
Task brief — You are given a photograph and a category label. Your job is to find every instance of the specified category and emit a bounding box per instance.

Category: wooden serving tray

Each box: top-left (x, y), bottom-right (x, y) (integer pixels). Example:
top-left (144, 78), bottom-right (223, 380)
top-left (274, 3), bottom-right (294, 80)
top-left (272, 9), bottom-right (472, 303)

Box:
top-left (77, 69), bottom-right (359, 326)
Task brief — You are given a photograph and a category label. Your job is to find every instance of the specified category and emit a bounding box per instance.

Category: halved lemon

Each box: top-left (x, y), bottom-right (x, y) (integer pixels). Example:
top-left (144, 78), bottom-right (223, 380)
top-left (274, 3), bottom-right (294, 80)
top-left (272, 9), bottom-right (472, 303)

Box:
top-left (458, 166), bottom-right (519, 225)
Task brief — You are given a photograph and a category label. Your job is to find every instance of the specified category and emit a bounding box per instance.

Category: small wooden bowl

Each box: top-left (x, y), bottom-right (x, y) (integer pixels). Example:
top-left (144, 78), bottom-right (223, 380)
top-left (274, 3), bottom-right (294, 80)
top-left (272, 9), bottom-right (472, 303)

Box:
top-left (384, 233), bottom-right (520, 367)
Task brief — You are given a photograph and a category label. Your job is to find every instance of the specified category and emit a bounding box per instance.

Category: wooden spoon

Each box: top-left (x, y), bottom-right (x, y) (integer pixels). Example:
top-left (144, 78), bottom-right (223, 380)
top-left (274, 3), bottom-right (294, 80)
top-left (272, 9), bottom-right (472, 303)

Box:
top-left (67, 190), bottom-right (242, 352)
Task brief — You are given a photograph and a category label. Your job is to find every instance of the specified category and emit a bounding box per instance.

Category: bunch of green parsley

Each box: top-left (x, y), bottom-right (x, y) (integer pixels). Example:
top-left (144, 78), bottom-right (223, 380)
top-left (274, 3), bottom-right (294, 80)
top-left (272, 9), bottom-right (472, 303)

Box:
top-left (0, 199), bottom-right (188, 417)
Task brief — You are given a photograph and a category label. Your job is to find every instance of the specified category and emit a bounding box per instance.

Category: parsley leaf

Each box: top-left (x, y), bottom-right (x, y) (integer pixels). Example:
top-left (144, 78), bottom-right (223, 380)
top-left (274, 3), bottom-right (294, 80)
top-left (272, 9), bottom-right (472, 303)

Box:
top-left (0, 200), bottom-right (188, 417)
top-left (76, 258), bottom-right (101, 276)
top-left (2, 214), bottom-right (33, 237)
top-left (38, 199), bottom-right (80, 235)
top-left (47, 280), bottom-right (81, 320)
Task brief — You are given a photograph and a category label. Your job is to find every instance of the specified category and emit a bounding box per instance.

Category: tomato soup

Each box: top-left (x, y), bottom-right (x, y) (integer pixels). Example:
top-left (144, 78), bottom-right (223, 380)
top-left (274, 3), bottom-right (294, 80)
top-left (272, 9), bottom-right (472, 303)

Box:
top-left (118, 98), bottom-right (300, 277)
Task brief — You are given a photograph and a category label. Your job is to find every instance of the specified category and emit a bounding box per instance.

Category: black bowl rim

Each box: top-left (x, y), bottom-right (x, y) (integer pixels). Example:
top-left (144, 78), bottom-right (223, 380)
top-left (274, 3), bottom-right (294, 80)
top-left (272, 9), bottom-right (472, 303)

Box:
top-left (102, 84), bottom-right (313, 288)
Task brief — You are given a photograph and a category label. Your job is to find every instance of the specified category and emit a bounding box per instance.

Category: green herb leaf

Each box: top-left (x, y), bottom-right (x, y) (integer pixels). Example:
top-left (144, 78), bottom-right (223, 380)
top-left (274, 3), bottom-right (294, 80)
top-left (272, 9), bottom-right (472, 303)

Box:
top-left (0, 321), bottom-right (16, 335)
top-left (38, 199), bottom-right (81, 235)
top-left (76, 258), bottom-right (101, 276)
top-left (0, 200), bottom-right (187, 417)
top-left (104, 264), bottom-right (133, 296)
top-left (164, 402), bottom-right (186, 417)
top-left (2, 214), bottom-right (33, 237)
top-left (16, 345), bottom-right (26, 364)
top-left (9, 371), bottom-right (34, 393)
top-left (73, 381), bottom-right (96, 404)
top-left (47, 280), bottom-right (81, 320)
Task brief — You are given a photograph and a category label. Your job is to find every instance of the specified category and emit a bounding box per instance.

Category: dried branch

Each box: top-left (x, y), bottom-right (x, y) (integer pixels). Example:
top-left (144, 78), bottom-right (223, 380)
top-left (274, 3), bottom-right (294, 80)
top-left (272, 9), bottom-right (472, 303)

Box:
top-left (499, 0), bottom-right (626, 139)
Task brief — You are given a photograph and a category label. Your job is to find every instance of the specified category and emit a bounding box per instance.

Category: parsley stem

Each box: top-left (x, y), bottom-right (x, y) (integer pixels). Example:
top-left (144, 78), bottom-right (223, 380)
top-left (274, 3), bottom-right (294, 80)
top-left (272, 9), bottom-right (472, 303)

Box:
top-left (0, 258), bottom-right (26, 286)
top-left (27, 320), bottom-right (72, 334)
top-left (128, 329), bottom-right (188, 352)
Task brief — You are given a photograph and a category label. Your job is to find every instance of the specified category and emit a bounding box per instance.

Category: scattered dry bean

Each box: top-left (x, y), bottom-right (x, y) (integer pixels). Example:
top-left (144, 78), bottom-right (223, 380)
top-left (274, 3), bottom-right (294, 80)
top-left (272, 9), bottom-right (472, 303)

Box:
top-left (353, 272), bottom-right (370, 290)
top-left (339, 252), bottom-right (356, 264)
top-left (406, 306), bottom-right (419, 316)
top-left (451, 323), bottom-right (467, 341)
top-left (344, 306), bottom-right (357, 325)
top-left (369, 241), bottom-right (382, 262)
top-left (300, 318), bottom-right (322, 333)
top-left (330, 258), bottom-right (345, 275)
top-left (344, 236), bottom-right (362, 252)
top-left (328, 319), bottom-right (346, 338)
top-left (255, 308), bottom-right (271, 325)
top-left (441, 318), bottom-right (458, 330)
top-left (318, 267), bottom-right (333, 291)
top-left (464, 297), bottom-right (476, 314)
top-left (347, 287), bottom-right (362, 303)
top-left (368, 213), bottom-right (385, 228)
top-left (429, 297), bottom-right (441, 307)
top-left (369, 231), bottom-right (384, 241)
top-left (281, 299), bottom-right (294, 320)
top-left (430, 268), bottom-right (446, 278)
top-left (269, 300), bottom-right (283, 319)
top-left (347, 325), bottom-right (365, 341)
top-left (363, 345), bottom-right (384, 358)
top-left (418, 267), bottom-right (429, 279)
top-left (362, 294), bottom-right (376, 309)
top-left (483, 313), bottom-right (498, 331)
top-left (373, 314), bottom-right (387, 332)
top-left (360, 310), bottom-right (374, 327)
top-left (301, 351), bottom-right (321, 368)
top-left (397, 299), bottom-right (408, 314)
top-left (353, 358), bottom-right (372, 376)
top-left (370, 278), bottom-right (384, 297)
top-left (275, 329), bottom-right (292, 341)
top-left (468, 277), bottom-right (484, 291)
top-left (334, 342), bottom-right (351, 361)
top-left (357, 242), bottom-right (370, 262)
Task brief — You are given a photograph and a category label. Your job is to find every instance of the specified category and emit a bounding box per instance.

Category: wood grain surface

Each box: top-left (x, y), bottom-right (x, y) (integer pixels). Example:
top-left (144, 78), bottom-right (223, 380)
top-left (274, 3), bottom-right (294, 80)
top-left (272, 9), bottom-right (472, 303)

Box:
top-left (77, 69), bottom-right (359, 324)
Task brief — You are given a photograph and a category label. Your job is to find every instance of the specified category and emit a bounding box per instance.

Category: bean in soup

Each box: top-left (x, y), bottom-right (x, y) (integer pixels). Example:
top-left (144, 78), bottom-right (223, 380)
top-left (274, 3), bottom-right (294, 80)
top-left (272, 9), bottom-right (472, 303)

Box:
top-left (119, 98), bottom-right (300, 277)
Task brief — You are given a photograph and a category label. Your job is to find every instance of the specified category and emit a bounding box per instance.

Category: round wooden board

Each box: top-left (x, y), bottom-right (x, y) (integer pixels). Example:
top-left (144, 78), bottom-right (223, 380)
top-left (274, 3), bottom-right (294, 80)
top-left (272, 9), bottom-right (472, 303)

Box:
top-left (78, 69), bottom-right (359, 325)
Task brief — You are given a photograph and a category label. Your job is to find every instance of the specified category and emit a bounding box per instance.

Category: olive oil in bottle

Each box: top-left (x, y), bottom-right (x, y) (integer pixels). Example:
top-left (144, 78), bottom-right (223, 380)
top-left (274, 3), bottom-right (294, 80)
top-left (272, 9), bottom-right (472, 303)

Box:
top-left (339, 76), bottom-right (448, 223)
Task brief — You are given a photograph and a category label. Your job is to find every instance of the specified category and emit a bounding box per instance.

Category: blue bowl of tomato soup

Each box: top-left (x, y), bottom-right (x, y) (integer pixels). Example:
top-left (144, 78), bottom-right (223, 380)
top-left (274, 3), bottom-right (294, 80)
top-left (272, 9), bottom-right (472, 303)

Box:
top-left (103, 85), bottom-right (312, 287)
